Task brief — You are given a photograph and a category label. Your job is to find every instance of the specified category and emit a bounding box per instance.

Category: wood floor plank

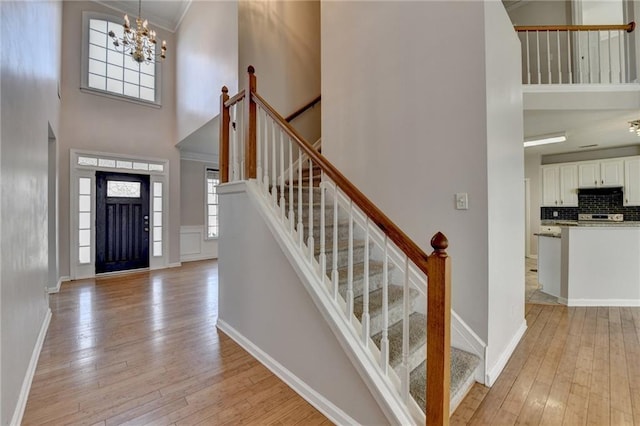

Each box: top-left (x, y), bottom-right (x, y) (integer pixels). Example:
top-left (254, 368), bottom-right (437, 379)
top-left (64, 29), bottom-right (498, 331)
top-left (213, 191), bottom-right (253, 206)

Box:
top-left (22, 261), bottom-right (329, 426)
top-left (609, 307), bottom-right (634, 426)
top-left (620, 307), bottom-right (640, 425)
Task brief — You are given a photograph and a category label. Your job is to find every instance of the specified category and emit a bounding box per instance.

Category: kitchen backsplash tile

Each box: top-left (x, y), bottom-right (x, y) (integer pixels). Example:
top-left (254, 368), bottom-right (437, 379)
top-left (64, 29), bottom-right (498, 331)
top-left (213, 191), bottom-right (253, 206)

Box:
top-left (541, 191), bottom-right (640, 221)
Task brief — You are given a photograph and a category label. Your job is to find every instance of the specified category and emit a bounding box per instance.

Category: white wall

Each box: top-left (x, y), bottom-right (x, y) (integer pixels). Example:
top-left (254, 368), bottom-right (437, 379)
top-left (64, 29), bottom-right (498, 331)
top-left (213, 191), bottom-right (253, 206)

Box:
top-left (176, 0), bottom-right (238, 143)
top-left (218, 182), bottom-right (388, 425)
top-left (484, 0), bottom-right (527, 385)
top-left (59, 1), bottom-right (179, 277)
top-left (506, 0), bottom-right (571, 25)
top-left (180, 159), bottom-right (217, 261)
top-left (321, 1), bottom-right (490, 341)
top-left (239, 0), bottom-right (320, 142)
top-left (525, 152), bottom-right (541, 255)
top-left (0, 0), bottom-right (62, 423)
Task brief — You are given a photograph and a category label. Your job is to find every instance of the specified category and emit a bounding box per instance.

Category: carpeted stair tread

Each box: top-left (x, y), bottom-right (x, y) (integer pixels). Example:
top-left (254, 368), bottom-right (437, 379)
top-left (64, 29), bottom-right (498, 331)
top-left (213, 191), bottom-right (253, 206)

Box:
top-left (337, 261), bottom-right (386, 297)
top-left (371, 312), bottom-right (427, 371)
top-left (353, 285), bottom-right (418, 337)
top-left (409, 348), bottom-right (481, 414)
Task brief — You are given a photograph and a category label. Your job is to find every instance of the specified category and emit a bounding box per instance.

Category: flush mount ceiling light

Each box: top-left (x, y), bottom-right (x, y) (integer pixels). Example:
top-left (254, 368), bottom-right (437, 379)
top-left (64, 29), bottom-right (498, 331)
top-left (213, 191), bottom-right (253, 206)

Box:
top-left (628, 119), bottom-right (640, 136)
top-left (524, 132), bottom-right (567, 148)
top-left (108, 0), bottom-right (167, 64)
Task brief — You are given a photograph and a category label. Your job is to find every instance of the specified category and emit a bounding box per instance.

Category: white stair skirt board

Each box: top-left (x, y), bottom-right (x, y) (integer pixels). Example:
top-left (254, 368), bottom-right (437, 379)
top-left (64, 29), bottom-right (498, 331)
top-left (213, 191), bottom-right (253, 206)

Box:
top-left (485, 320), bottom-right (527, 386)
top-left (451, 310), bottom-right (487, 384)
top-left (219, 181), bottom-right (416, 425)
top-left (217, 320), bottom-right (358, 426)
top-left (11, 308), bottom-right (52, 426)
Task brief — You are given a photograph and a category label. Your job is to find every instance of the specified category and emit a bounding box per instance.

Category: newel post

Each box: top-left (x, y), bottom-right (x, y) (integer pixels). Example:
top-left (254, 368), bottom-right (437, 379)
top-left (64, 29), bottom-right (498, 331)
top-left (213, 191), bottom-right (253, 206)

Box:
top-left (245, 66), bottom-right (257, 179)
top-left (426, 232), bottom-right (451, 425)
top-left (219, 86), bottom-right (230, 183)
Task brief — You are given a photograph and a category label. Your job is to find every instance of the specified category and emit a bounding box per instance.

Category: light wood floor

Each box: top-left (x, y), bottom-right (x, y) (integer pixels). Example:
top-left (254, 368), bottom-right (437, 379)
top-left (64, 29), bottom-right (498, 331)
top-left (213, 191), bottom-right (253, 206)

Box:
top-left (452, 303), bottom-right (640, 425)
top-left (22, 260), bottom-right (330, 426)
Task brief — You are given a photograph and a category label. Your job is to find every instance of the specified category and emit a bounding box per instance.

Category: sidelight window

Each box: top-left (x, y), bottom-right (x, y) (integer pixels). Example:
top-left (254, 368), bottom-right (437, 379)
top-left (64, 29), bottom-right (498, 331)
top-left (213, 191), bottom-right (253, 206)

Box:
top-left (78, 177), bottom-right (92, 264)
top-left (206, 169), bottom-right (219, 238)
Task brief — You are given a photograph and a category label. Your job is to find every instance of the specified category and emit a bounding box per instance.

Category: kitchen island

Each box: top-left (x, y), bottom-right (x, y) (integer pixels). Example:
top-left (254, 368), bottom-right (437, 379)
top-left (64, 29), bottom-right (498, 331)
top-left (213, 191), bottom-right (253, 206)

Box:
top-left (538, 222), bottom-right (640, 306)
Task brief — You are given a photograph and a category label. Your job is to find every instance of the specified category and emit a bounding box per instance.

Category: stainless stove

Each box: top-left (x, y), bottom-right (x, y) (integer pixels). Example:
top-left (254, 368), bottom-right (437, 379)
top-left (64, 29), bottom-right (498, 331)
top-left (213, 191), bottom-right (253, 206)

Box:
top-left (578, 213), bottom-right (624, 222)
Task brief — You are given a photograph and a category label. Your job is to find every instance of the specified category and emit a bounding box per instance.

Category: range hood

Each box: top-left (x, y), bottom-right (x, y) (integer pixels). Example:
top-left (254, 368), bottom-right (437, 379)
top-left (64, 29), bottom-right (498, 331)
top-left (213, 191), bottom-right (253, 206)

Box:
top-left (577, 186), bottom-right (623, 195)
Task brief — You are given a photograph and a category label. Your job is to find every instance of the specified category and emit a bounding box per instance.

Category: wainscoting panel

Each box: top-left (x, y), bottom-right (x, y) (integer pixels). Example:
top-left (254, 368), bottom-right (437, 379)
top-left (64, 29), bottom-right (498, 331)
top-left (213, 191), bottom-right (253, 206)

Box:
top-left (180, 225), bottom-right (218, 261)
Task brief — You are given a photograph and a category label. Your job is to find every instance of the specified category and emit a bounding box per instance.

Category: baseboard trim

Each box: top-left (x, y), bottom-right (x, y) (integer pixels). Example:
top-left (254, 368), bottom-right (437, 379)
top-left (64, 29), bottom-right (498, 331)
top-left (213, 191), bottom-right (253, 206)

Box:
top-left (566, 298), bottom-right (640, 307)
top-left (216, 319), bottom-right (359, 426)
top-left (48, 276), bottom-right (71, 294)
top-left (180, 254), bottom-right (216, 263)
top-left (485, 320), bottom-right (527, 386)
top-left (168, 262), bottom-right (182, 268)
top-left (11, 308), bottom-right (52, 426)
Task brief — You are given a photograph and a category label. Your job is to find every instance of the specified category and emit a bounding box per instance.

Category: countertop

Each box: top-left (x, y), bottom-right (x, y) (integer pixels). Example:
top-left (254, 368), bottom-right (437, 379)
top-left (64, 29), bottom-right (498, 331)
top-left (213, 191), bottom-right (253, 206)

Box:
top-left (541, 220), bottom-right (640, 228)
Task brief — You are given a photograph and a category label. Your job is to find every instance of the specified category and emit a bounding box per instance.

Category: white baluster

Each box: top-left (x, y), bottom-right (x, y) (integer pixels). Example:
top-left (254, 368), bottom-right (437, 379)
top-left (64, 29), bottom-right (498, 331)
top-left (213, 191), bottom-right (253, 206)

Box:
top-left (307, 158), bottom-right (314, 262)
top-left (380, 237), bottom-right (389, 374)
top-left (271, 118), bottom-right (277, 206)
top-left (546, 30), bottom-right (551, 83)
top-left (237, 100), bottom-right (244, 180)
top-left (346, 200), bottom-right (353, 319)
top-left (362, 219), bottom-right (370, 347)
top-left (332, 184), bottom-right (339, 301)
top-left (556, 30), bottom-right (561, 83)
top-left (232, 104), bottom-right (239, 181)
top-left (567, 30), bottom-right (573, 84)
top-left (619, 30), bottom-right (625, 83)
top-left (608, 30), bottom-right (612, 83)
top-left (401, 255), bottom-right (410, 402)
top-left (597, 30), bottom-right (601, 83)
top-left (263, 111), bottom-right (269, 194)
top-left (526, 31), bottom-right (531, 84)
top-left (587, 31), bottom-right (593, 83)
top-left (297, 150), bottom-right (303, 249)
top-left (319, 174), bottom-right (326, 279)
top-left (256, 108), bottom-right (262, 187)
top-left (279, 131), bottom-right (285, 219)
top-left (288, 138), bottom-right (294, 235)
top-left (536, 31), bottom-right (541, 84)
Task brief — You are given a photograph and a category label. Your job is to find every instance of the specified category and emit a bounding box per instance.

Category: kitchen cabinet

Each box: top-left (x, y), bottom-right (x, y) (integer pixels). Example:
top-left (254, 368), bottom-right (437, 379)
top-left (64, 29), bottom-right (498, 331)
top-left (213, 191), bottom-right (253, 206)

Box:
top-left (624, 157), bottom-right (640, 206)
top-left (577, 159), bottom-right (623, 187)
top-left (541, 164), bottom-right (578, 206)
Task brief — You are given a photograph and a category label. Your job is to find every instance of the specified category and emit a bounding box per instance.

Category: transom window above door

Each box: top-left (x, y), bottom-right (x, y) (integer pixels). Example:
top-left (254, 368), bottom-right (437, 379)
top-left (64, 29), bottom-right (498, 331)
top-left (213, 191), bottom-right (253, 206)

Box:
top-left (81, 12), bottom-right (161, 106)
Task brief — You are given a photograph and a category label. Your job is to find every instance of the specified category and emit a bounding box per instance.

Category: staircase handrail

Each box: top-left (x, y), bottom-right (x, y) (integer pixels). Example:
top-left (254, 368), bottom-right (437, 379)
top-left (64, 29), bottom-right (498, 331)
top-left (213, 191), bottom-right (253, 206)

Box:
top-left (514, 21), bottom-right (635, 33)
top-left (220, 66), bottom-right (451, 425)
top-left (285, 94), bottom-right (322, 123)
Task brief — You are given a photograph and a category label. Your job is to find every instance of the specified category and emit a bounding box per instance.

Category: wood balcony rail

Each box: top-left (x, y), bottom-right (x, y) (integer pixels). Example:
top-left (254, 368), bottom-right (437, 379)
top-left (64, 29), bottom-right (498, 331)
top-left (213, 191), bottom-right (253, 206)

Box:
top-left (513, 22), bottom-right (636, 85)
top-left (220, 67), bottom-right (451, 425)
top-left (285, 94), bottom-right (321, 123)
top-left (514, 22), bottom-right (635, 32)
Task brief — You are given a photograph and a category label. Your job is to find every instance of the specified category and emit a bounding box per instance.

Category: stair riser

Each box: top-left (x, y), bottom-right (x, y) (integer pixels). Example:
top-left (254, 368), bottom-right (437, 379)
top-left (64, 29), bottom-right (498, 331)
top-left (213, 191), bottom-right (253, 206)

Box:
top-left (395, 343), bottom-right (427, 377)
top-left (338, 268), bottom-right (386, 299)
top-left (367, 297), bottom-right (418, 338)
top-left (317, 244), bottom-right (366, 271)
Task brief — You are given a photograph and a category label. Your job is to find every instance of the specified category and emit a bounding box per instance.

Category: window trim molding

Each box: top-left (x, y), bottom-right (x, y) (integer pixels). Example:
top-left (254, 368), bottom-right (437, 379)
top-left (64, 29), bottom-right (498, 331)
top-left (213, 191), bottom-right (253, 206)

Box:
top-left (80, 11), bottom-right (163, 108)
top-left (204, 166), bottom-right (219, 241)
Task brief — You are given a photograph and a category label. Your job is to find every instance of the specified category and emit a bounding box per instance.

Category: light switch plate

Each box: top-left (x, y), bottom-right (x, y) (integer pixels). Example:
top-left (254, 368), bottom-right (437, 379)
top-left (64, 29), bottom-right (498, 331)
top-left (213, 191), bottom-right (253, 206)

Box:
top-left (455, 193), bottom-right (469, 210)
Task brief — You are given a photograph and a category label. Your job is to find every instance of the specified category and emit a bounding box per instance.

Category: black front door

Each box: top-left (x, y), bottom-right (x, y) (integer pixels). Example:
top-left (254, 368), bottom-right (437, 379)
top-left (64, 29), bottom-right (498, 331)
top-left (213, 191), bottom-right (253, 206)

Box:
top-left (95, 172), bottom-right (150, 273)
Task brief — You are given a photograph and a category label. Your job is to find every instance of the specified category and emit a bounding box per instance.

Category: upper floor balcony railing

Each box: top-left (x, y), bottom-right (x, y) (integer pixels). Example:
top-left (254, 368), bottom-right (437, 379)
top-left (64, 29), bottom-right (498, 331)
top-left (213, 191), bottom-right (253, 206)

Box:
top-left (515, 22), bottom-right (636, 85)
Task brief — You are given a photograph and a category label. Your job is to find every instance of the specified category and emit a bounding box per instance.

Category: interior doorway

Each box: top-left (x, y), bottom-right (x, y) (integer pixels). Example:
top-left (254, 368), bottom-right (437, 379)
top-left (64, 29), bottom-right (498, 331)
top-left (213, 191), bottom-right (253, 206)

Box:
top-left (95, 171), bottom-right (150, 273)
top-left (47, 124), bottom-right (59, 291)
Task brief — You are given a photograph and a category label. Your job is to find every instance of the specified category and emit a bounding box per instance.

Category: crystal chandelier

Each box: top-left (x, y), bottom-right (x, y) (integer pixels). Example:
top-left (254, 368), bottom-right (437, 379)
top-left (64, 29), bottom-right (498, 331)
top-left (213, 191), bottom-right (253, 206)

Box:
top-left (107, 0), bottom-right (167, 64)
top-left (629, 119), bottom-right (640, 136)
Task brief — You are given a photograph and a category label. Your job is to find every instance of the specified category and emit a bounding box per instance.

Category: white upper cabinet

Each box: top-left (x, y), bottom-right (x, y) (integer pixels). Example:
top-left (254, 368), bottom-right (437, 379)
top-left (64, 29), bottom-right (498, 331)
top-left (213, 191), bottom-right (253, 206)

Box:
top-left (541, 166), bottom-right (560, 206)
top-left (577, 162), bottom-right (599, 187)
top-left (577, 159), bottom-right (624, 188)
top-left (624, 157), bottom-right (640, 206)
top-left (600, 159), bottom-right (624, 187)
top-left (559, 164), bottom-right (578, 206)
top-left (541, 164), bottom-right (578, 207)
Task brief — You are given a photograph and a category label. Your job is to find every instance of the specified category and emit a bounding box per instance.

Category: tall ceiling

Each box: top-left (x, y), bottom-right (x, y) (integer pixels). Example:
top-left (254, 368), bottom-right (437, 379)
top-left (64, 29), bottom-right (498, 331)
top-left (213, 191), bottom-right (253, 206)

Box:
top-left (94, 1), bottom-right (191, 32)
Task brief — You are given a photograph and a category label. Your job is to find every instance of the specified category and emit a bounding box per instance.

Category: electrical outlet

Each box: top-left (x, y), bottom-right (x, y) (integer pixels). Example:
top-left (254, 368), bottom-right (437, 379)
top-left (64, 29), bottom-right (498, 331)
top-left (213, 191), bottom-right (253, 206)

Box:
top-left (553, 211), bottom-right (558, 217)
top-left (455, 193), bottom-right (469, 210)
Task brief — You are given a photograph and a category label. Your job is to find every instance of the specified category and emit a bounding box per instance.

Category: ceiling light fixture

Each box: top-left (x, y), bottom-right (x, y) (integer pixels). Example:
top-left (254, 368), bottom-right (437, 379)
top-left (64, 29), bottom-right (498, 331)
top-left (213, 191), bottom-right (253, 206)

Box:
top-left (108, 0), bottom-right (167, 64)
top-left (628, 119), bottom-right (640, 136)
top-left (523, 133), bottom-right (567, 148)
